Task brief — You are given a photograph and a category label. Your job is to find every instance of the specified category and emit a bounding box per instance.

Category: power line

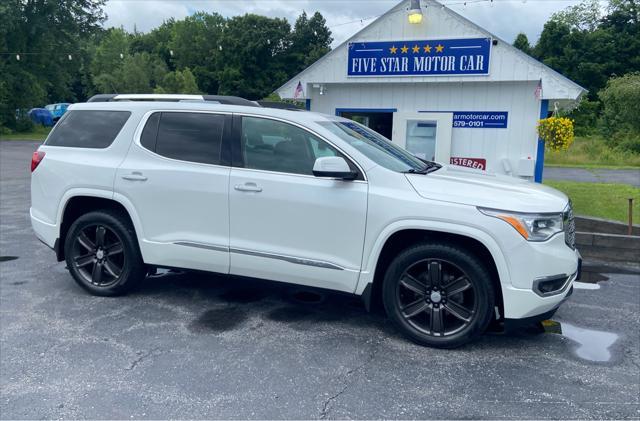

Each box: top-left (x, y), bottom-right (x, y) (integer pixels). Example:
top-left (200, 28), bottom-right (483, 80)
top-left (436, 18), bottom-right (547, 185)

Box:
top-left (2, 0), bottom-right (609, 57)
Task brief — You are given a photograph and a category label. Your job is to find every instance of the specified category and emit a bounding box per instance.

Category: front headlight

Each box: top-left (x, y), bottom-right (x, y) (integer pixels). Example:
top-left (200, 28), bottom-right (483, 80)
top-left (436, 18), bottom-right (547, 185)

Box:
top-left (478, 207), bottom-right (564, 241)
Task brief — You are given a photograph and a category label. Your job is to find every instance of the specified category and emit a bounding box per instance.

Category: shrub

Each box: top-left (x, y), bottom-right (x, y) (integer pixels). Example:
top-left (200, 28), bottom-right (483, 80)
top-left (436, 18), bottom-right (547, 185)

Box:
top-left (15, 116), bottom-right (34, 132)
top-left (613, 131), bottom-right (640, 154)
top-left (567, 99), bottom-right (600, 136)
top-left (599, 72), bottom-right (640, 147)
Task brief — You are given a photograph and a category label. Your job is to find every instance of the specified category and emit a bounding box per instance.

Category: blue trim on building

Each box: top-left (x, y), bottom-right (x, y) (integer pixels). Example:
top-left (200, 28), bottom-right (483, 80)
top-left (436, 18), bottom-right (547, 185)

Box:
top-left (534, 99), bottom-right (549, 183)
top-left (335, 108), bottom-right (397, 116)
top-left (305, 99), bottom-right (311, 111)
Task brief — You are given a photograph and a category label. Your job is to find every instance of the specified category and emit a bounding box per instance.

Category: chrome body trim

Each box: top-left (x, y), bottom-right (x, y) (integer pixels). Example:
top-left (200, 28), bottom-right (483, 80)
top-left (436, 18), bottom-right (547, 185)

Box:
top-left (229, 247), bottom-right (345, 271)
top-left (174, 241), bottom-right (229, 253)
top-left (115, 94), bottom-right (204, 101)
top-left (532, 270), bottom-right (577, 297)
top-left (173, 242), bottom-right (346, 271)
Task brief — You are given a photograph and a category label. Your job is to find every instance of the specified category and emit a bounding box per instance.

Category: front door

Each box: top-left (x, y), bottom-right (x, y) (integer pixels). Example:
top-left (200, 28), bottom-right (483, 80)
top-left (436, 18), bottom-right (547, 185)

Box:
top-left (392, 112), bottom-right (453, 163)
top-left (228, 115), bottom-right (368, 293)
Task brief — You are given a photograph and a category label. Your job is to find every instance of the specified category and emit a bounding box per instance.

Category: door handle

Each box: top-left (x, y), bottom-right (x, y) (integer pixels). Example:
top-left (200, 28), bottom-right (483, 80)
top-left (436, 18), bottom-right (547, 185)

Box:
top-left (234, 182), bottom-right (262, 192)
top-left (122, 172), bottom-right (148, 181)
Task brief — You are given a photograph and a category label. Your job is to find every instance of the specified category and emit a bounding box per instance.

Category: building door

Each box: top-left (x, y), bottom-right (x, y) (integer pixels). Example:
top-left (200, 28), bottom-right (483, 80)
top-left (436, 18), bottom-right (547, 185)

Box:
top-left (392, 112), bottom-right (453, 163)
top-left (336, 109), bottom-right (395, 140)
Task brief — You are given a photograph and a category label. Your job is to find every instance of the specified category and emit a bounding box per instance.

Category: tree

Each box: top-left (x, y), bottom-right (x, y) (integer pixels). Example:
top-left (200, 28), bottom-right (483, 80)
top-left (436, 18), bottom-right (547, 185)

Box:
top-left (155, 68), bottom-right (201, 94)
top-left (215, 14), bottom-right (292, 99)
top-left (1, 4), bottom-right (336, 124)
top-left (90, 28), bottom-right (131, 85)
top-left (167, 12), bottom-right (225, 94)
top-left (534, 0), bottom-right (640, 100)
top-left (130, 19), bottom-right (176, 71)
top-left (512, 33), bottom-right (532, 55)
top-left (599, 72), bottom-right (640, 134)
top-left (289, 11), bottom-right (333, 73)
top-left (0, 0), bottom-right (106, 130)
top-left (599, 72), bottom-right (640, 153)
top-left (600, 0), bottom-right (640, 76)
top-left (93, 52), bottom-right (167, 93)
top-left (551, 0), bottom-right (602, 31)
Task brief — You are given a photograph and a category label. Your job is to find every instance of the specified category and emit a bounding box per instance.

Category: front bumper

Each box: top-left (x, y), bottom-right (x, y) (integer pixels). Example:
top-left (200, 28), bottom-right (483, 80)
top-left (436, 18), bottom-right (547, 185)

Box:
top-left (502, 250), bottom-right (582, 320)
top-left (504, 284), bottom-right (574, 332)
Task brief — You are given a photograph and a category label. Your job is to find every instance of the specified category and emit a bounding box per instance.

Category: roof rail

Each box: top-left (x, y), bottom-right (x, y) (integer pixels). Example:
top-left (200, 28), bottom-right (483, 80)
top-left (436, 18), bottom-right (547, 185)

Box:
top-left (87, 94), bottom-right (261, 107)
top-left (256, 101), bottom-right (305, 111)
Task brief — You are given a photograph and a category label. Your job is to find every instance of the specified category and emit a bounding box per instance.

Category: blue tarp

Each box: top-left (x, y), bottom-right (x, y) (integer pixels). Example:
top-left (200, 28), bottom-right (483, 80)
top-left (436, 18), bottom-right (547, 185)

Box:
top-left (28, 108), bottom-right (54, 127)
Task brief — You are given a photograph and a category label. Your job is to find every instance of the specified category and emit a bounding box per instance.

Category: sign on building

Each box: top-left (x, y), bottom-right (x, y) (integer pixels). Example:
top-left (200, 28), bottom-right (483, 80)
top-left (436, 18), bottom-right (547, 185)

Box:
top-left (348, 37), bottom-right (491, 76)
top-left (452, 111), bottom-right (508, 128)
top-left (450, 157), bottom-right (487, 170)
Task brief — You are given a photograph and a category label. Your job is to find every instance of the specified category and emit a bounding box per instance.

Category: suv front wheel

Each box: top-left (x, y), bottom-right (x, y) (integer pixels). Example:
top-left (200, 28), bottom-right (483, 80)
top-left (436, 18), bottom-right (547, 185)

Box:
top-left (64, 210), bottom-right (146, 296)
top-left (383, 243), bottom-right (495, 348)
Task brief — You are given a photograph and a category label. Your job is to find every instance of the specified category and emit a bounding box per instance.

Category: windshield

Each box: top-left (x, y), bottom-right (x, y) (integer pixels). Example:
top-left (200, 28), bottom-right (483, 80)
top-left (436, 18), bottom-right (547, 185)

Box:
top-left (318, 120), bottom-right (435, 173)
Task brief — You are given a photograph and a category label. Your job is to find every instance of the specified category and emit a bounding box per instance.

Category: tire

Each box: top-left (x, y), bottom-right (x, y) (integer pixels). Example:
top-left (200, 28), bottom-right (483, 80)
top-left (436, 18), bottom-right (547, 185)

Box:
top-left (64, 209), bottom-right (145, 296)
top-left (382, 242), bottom-right (495, 348)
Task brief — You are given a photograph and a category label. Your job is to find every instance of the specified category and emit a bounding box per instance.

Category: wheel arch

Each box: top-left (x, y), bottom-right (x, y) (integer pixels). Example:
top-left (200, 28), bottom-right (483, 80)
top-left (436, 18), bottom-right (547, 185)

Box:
top-left (358, 222), bottom-right (508, 317)
top-left (56, 192), bottom-right (143, 262)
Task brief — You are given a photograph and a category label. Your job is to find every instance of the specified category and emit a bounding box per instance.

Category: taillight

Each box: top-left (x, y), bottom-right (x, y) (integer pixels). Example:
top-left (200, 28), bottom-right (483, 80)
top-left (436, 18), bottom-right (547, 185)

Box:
top-left (31, 151), bottom-right (45, 172)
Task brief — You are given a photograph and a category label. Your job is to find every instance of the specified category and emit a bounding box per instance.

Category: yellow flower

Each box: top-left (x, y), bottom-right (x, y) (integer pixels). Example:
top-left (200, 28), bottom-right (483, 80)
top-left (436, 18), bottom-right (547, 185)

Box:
top-left (537, 117), bottom-right (574, 152)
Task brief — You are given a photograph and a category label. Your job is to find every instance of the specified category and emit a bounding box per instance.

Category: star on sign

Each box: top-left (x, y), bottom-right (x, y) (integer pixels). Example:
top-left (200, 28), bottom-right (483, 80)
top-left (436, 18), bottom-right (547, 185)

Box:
top-left (435, 44), bottom-right (444, 53)
top-left (389, 45), bottom-right (398, 54)
top-left (412, 45), bottom-right (420, 53)
top-left (400, 45), bottom-right (409, 54)
top-left (423, 44), bottom-right (432, 53)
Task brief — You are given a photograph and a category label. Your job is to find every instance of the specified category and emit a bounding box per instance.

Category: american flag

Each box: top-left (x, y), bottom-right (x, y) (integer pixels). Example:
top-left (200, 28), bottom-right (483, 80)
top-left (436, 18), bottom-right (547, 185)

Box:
top-left (294, 81), bottom-right (304, 99)
top-left (534, 79), bottom-right (543, 100)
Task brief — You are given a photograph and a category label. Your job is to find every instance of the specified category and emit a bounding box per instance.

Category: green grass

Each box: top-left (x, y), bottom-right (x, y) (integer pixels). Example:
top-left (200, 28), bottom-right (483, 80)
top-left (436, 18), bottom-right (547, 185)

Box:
top-left (544, 135), bottom-right (640, 169)
top-left (545, 180), bottom-right (640, 223)
top-left (0, 126), bottom-right (51, 141)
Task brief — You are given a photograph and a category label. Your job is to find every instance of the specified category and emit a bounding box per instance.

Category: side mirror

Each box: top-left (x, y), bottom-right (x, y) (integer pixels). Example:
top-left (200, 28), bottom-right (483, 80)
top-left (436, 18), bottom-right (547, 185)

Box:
top-left (312, 156), bottom-right (357, 180)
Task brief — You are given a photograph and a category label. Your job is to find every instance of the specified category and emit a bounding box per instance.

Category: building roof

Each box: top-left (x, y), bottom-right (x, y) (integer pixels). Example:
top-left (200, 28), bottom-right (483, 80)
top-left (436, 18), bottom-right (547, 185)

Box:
top-left (277, 0), bottom-right (586, 102)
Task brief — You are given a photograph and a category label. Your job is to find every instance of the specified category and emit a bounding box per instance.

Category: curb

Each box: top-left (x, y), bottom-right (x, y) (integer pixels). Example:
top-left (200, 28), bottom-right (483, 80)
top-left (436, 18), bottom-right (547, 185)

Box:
top-left (576, 232), bottom-right (640, 263)
top-left (576, 215), bottom-right (639, 236)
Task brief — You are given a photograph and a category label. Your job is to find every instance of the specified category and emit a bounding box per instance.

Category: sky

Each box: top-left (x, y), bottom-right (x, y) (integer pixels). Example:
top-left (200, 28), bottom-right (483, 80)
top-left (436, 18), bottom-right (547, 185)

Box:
top-left (103, 0), bottom-right (591, 47)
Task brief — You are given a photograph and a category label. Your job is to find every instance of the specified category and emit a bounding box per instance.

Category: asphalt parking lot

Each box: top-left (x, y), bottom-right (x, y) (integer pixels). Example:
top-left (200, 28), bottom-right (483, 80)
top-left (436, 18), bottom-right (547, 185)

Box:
top-left (1, 140), bottom-right (639, 419)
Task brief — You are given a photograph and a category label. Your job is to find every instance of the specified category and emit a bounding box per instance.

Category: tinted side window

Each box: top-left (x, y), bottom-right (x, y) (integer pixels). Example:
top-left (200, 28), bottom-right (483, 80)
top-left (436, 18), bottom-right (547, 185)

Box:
top-left (46, 110), bottom-right (131, 148)
top-left (140, 112), bottom-right (160, 151)
top-left (154, 112), bottom-right (224, 165)
top-left (241, 117), bottom-right (339, 176)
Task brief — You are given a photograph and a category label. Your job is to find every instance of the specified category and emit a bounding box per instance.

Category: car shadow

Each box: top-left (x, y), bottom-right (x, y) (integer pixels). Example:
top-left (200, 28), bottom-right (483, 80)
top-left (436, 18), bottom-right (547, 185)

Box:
top-left (132, 269), bottom-right (401, 337)
top-left (129, 269), bottom-right (547, 347)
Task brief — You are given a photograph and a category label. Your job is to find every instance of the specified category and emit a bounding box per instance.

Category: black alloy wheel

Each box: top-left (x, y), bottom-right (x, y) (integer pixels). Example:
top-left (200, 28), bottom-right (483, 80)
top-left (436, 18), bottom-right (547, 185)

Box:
top-left (64, 210), bottom-right (145, 296)
top-left (383, 243), bottom-right (495, 348)
top-left (71, 224), bottom-right (125, 287)
top-left (397, 259), bottom-right (477, 337)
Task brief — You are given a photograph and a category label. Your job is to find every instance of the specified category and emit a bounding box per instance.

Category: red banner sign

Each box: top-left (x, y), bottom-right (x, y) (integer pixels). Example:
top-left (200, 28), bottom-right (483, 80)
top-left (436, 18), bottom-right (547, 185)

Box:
top-left (450, 157), bottom-right (486, 170)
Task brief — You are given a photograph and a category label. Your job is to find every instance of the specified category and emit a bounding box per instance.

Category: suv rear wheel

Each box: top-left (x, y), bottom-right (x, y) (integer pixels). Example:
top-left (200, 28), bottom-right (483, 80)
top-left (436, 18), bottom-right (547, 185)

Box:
top-left (64, 210), bottom-right (145, 296)
top-left (382, 243), bottom-right (495, 348)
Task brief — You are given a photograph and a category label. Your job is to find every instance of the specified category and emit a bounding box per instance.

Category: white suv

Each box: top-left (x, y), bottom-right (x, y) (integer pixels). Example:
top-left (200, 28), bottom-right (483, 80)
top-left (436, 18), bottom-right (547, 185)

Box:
top-left (30, 94), bottom-right (580, 348)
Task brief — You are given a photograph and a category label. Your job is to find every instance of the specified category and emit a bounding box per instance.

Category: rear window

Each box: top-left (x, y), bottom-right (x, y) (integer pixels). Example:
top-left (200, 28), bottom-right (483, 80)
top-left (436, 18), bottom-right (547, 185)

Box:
top-left (141, 112), bottom-right (225, 165)
top-left (46, 110), bottom-right (131, 148)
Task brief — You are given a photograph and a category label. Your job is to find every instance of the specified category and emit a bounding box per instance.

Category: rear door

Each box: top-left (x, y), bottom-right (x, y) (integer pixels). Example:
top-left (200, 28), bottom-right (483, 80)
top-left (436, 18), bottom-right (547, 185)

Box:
top-left (114, 111), bottom-right (232, 274)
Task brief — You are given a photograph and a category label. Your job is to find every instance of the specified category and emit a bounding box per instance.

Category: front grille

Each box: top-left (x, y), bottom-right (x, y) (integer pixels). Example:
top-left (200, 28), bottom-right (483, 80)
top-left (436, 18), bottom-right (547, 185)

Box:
top-left (563, 202), bottom-right (576, 249)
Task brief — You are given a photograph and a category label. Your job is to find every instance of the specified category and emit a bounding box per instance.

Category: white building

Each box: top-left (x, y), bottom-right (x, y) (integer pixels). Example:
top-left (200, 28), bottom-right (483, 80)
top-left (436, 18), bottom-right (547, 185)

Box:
top-left (276, 0), bottom-right (586, 181)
